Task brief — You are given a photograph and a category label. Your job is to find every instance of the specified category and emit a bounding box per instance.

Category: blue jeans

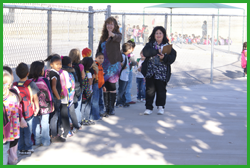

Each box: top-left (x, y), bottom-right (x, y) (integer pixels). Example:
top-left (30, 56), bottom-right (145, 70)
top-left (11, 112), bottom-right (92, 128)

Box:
top-left (99, 88), bottom-right (104, 115)
top-left (18, 116), bottom-right (33, 151)
top-left (90, 83), bottom-right (101, 120)
top-left (32, 114), bottom-right (50, 146)
top-left (81, 96), bottom-right (91, 121)
top-left (117, 79), bottom-right (128, 105)
top-left (74, 92), bottom-right (82, 127)
top-left (125, 70), bottom-right (133, 103)
top-left (136, 78), bottom-right (146, 100)
top-left (133, 36), bottom-right (137, 43)
top-left (3, 141), bottom-right (10, 165)
top-left (68, 104), bottom-right (80, 129)
top-left (49, 97), bottom-right (61, 137)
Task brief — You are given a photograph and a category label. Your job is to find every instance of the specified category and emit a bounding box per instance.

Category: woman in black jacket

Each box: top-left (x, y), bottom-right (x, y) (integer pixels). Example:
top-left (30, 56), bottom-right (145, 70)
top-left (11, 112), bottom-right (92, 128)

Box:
top-left (142, 26), bottom-right (177, 115)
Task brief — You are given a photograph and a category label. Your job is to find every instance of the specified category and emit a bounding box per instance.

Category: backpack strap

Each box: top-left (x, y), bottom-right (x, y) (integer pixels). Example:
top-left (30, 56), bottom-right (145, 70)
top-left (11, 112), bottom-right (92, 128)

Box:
top-left (120, 54), bottom-right (128, 76)
top-left (3, 104), bottom-right (9, 126)
top-left (23, 79), bottom-right (32, 87)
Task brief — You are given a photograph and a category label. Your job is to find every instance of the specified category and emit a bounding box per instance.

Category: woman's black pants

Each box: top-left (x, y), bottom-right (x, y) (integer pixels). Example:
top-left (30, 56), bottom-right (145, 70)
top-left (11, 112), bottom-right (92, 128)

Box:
top-left (145, 76), bottom-right (167, 110)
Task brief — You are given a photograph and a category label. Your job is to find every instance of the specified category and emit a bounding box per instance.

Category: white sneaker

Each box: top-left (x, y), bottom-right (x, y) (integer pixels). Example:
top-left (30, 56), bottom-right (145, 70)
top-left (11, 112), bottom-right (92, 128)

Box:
top-left (157, 106), bottom-right (164, 115)
top-left (137, 99), bottom-right (141, 103)
top-left (144, 109), bottom-right (153, 115)
top-left (141, 99), bottom-right (146, 103)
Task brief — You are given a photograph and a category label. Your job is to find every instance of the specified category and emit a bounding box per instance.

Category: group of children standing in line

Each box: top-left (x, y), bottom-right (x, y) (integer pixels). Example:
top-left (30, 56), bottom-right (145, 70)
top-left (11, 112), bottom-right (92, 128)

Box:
top-left (3, 39), bottom-right (146, 165)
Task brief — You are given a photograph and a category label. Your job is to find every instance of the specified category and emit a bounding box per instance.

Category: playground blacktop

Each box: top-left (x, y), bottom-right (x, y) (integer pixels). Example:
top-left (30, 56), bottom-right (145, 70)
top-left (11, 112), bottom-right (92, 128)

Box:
top-left (17, 78), bottom-right (247, 165)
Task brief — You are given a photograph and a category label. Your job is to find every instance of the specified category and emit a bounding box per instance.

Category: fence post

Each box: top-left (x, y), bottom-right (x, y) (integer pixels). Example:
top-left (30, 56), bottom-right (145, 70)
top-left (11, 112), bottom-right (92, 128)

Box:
top-left (47, 9), bottom-right (52, 56)
top-left (164, 14), bottom-right (168, 35)
top-left (242, 9), bottom-right (245, 44)
top-left (106, 5), bottom-right (111, 19)
top-left (88, 6), bottom-right (94, 57)
top-left (122, 14), bottom-right (125, 44)
top-left (210, 15), bottom-right (215, 84)
top-left (228, 16), bottom-right (231, 53)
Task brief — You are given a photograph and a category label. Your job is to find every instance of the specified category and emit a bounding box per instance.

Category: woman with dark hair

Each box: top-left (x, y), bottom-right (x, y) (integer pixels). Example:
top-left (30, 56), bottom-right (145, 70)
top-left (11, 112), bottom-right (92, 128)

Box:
top-left (142, 26), bottom-right (177, 115)
top-left (96, 16), bottom-right (123, 116)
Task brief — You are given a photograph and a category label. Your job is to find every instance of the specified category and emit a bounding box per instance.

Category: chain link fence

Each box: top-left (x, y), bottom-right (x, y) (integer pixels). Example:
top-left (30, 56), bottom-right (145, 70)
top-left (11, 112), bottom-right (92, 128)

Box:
top-left (110, 9), bottom-right (247, 89)
top-left (3, 4), bottom-right (247, 90)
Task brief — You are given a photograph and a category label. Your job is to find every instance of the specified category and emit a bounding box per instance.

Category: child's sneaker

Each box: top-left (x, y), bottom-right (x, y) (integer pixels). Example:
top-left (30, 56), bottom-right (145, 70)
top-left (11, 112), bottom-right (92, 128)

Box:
top-left (116, 104), bottom-right (123, 108)
top-left (19, 150), bottom-right (31, 155)
top-left (82, 120), bottom-right (90, 126)
top-left (27, 148), bottom-right (35, 153)
top-left (87, 120), bottom-right (95, 125)
top-left (137, 99), bottom-right (141, 103)
top-left (67, 131), bottom-right (73, 138)
top-left (123, 103), bottom-right (130, 108)
top-left (141, 99), bottom-right (146, 103)
top-left (51, 136), bottom-right (66, 143)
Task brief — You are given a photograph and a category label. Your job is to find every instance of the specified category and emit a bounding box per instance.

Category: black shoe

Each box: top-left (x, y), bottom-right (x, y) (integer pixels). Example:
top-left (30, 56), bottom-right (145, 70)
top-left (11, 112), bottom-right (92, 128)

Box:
top-left (103, 92), bottom-right (110, 114)
top-left (109, 93), bottom-right (116, 115)
top-left (87, 120), bottom-right (95, 125)
top-left (123, 103), bottom-right (130, 108)
top-left (51, 136), bottom-right (66, 143)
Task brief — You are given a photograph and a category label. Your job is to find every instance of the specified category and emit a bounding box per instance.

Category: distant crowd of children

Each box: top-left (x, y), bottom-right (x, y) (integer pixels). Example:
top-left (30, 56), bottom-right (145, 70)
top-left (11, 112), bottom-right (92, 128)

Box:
top-left (169, 32), bottom-right (232, 46)
top-left (3, 39), bottom-right (147, 165)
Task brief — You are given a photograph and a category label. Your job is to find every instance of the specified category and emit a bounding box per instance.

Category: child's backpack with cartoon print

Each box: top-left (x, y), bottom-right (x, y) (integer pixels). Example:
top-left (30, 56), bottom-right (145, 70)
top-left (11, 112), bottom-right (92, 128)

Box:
top-left (67, 72), bottom-right (75, 103)
top-left (13, 80), bottom-right (34, 119)
top-left (32, 77), bottom-right (54, 115)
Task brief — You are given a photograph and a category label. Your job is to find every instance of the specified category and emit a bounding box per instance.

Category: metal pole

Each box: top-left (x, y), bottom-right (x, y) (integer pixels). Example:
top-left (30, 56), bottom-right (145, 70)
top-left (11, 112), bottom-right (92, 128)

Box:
top-left (122, 14), bottom-right (125, 44)
top-left (182, 15), bottom-right (183, 49)
top-left (170, 8), bottom-right (172, 35)
top-left (217, 9), bottom-right (219, 45)
top-left (242, 9), bottom-right (245, 44)
top-left (47, 9), bottom-right (52, 56)
top-left (88, 6), bottom-right (94, 57)
top-left (211, 15), bottom-right (215, 84)
top-left (107, 5), bottom-right (111, 18)
top-left (164, 14), bottom-right (168, 33)
top-left (95, 13), bottom-right (98, 42)
top-left (207, 16), bottom-right (208, 49)
top-left (143, 8), bottom-right (145, 25)
top-left (228, 16), bottom-right (231, 53)
top-left (68, 13), bottom-right (70, 41)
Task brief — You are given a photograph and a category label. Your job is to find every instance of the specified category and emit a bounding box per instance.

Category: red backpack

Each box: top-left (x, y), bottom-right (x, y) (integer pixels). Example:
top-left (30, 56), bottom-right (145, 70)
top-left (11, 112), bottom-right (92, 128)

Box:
top-left (13, 80), bottom-right (34, 119)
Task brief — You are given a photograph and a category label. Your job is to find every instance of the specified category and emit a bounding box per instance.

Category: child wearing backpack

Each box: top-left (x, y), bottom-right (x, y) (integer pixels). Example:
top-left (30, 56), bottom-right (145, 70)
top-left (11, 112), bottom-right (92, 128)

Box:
top-left (3, 70), bottom-right (21, 164)
top-left (28, 61), bottom-right (54, 146)
top-left (13, 63), bottom-right (40, 155)
top-left (241, 42), bottom-right (247, 77)
top-left (81, 57), bottom-right (95, 125)
top-left (61, 56), bottom-right (81, 135)
top-left (44, 54), bottom-right (66, 142)
top-left (69, 48), bottom-right (85, 128)
top-left (3, 66), bottom-right (28, 164)
top-left (116, 43), bottom-right (133, 108)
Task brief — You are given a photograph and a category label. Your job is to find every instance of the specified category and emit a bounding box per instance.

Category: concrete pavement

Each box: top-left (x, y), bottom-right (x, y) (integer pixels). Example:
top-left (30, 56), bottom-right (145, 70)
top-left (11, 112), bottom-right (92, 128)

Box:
top-left (17, 78), bottom-right (247, 165)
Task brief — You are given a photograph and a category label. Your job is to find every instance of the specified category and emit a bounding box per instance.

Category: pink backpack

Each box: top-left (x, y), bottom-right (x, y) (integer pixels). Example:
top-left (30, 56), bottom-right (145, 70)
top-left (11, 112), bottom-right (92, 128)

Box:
top-left (44, 69), bottom-right (68, 100)
top-left (32, 77), bottom-right (54, 115)
top-left (241, 50), bottom-right (247, 69)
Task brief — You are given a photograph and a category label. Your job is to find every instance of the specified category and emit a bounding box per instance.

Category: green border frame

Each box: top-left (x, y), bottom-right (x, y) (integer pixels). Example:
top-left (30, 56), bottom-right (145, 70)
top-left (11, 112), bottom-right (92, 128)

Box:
top-left (1, 0), bottom-right (248, 166)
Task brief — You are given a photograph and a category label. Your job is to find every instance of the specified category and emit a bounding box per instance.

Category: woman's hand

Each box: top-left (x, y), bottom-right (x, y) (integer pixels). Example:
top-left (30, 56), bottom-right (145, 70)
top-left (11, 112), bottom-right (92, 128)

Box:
top-left (158, 52), bottom-right (165, 60)
top-left (108, 30), bottom-right (114, 38)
